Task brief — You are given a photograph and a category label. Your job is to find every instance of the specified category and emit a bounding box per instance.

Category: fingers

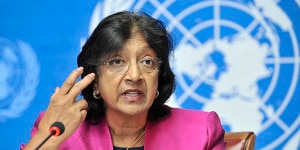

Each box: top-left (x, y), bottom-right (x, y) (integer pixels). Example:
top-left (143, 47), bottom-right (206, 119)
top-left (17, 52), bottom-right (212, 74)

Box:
top-left (71, 99), bottom-right (88, 122)
top-left (76, 99), bottom-right (88, 111)
top-left (80, 110), bottom-right (87, 122)
top-left (50, 87), bottom-right (59, 100)
top-left (59, 67), bottom-right (95, 98)
top-left (34, 68), bottom-right (94, 146)
top-left (59, 67), bottom-right (84, 95)
top-left (67, 73), bottom-right (95, 99)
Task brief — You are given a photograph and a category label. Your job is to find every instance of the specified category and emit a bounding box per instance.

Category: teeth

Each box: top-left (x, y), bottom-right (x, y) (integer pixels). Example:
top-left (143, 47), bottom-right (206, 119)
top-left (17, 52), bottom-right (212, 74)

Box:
top-left (125, 92), bottom-right (139, 96)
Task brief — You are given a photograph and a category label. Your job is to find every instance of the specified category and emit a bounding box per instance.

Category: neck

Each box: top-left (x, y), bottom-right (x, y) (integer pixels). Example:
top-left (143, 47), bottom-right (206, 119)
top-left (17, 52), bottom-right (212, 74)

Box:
top-left (105, 109), bottom-right (147, 135)
top-left (108, 123), bottom-right (146, 148)
top-left (105, 110), bottom-right (147, 147)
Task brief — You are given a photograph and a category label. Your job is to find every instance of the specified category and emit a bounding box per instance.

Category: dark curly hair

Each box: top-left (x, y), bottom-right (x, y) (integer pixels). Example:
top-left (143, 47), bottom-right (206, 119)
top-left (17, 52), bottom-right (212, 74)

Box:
top-left (77, 11), bottom-right (175, 124)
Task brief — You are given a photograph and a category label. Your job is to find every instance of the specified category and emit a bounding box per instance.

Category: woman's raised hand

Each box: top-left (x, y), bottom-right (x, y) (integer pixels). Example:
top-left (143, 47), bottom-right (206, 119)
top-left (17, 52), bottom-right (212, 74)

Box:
top-left (25, 67), bottom-right (95, 149)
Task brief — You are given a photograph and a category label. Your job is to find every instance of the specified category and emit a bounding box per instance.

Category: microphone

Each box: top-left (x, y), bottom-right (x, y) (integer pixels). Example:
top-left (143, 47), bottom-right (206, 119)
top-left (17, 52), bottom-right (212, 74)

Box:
top-left (35, 121), bottom-right (65, 150)
top-left (49, 121), bottom-right (65, 136)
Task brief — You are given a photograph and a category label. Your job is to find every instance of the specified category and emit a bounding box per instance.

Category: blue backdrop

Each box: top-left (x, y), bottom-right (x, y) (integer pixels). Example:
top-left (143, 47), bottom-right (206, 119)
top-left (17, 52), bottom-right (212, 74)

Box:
top-left (1, 0), bottom-right (299, 149)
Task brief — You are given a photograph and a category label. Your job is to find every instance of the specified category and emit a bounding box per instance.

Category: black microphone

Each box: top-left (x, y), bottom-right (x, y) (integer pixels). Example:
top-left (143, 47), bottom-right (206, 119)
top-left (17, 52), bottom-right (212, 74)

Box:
top-left (35, 121), bottom-right (65, 150)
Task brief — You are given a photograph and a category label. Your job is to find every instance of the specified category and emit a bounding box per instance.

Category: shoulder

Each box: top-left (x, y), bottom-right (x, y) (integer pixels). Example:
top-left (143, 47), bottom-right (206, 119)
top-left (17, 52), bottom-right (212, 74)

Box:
top-left (168, 107), bottom-right (223, 132)
top-left (151, 106), bottom-right (222, 129)
top-left (168, 107), bottom-right (220, 122)
top-left (170, 107), bottom-right (208, 115)
top-left (168, 108), bottom-right (226, 149)
top-left (145, 107), bottom-right (225, 149)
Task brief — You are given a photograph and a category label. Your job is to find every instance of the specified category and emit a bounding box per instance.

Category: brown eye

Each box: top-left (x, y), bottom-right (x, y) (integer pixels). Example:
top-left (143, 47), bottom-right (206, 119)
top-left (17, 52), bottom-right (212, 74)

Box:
top-left (139, 58), bottom-right (162, 72)
top-left (108, 58), bottom-right (126, 67)
top-left (141, 59), bottom-right (154, 67)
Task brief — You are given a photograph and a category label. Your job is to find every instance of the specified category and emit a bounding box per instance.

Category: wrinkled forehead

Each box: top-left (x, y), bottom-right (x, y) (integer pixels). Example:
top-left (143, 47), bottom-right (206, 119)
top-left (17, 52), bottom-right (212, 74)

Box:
top-left (103, 46), bottom-right (156, 59)
top-left (102, 33), bottom-right (156, 59)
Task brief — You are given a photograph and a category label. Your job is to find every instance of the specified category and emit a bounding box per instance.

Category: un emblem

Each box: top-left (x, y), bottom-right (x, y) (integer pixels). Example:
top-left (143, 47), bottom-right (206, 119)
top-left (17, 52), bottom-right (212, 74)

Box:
top-left (166, 1), bottom-right (300, 149)
top-left (90, 0), bottom-right (299, 149)
top-left (0, 37), bottom-right (40, 122)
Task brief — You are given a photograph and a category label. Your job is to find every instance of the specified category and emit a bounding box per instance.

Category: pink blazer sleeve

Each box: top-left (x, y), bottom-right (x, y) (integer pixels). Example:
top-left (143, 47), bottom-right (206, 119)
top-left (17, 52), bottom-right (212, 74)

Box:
top-left (20, 112), bottom-right (44, 150)
top-left (20, 112), bottom-right (114, 150)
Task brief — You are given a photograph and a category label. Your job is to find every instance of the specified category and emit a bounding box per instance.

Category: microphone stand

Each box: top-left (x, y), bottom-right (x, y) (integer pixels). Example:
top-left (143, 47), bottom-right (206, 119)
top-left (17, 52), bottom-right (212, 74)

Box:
top-left (35, 130), bottom-right (56, 150)
top-left (34, 121), bottom-right (65, 150)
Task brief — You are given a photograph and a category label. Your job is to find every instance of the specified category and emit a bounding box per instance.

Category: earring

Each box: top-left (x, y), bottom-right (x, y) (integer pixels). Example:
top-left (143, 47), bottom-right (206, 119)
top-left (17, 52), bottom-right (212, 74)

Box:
top-left (155, 91), bottom-right (159, 98)
top-left (93, 91), bottom-right (101, 99)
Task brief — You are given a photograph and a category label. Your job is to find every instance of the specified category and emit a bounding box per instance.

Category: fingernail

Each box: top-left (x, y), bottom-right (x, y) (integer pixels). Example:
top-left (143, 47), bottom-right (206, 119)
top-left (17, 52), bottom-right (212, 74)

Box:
top-left (88, 73), bottom-right (95, 79)
top-left (77, 67), bottom-right (84, 72)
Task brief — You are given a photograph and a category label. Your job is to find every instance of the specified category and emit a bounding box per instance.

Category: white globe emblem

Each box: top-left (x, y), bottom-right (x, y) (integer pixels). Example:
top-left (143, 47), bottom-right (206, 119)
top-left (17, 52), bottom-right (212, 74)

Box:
top-left (165, 1), bottom-right (299, 149)
top-left (0, 38), bottom-right (39, 122)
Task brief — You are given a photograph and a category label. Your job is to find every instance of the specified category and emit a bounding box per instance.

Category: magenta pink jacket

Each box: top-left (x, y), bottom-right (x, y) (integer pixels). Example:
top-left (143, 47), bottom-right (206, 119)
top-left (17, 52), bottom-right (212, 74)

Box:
top-left (21, 107), bottom-right (226, 150)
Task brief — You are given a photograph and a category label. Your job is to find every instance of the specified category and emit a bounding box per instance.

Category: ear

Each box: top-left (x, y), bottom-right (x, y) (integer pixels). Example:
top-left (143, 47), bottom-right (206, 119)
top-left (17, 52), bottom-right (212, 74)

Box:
top-left (93, 81), bottom-right (100, 94)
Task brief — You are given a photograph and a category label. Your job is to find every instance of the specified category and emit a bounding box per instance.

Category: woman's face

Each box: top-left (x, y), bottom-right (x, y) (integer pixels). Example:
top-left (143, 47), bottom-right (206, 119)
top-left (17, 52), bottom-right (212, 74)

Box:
top-left (95, 32), bottom-right (159, 117)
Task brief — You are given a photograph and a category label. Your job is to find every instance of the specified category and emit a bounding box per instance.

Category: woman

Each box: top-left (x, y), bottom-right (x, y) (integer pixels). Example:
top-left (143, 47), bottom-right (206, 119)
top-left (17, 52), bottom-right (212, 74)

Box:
top-left (21, 11), bottom-right (226, 150)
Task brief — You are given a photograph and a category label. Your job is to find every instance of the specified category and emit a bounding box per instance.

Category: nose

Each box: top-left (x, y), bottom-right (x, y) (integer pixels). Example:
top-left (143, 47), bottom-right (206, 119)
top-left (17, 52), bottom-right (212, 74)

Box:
top-left (125, 62), bottom-right (142, 82)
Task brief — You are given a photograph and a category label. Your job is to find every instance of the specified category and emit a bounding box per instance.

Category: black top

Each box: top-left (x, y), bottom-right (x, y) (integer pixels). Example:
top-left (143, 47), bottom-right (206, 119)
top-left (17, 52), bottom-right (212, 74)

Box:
top-left (113, 146), bottom-right (144, 150)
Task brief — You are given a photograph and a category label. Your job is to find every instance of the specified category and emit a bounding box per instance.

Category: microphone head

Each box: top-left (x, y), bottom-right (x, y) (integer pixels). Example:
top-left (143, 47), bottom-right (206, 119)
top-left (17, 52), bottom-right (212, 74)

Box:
top-left (49, 121), bottom-right (65, 136)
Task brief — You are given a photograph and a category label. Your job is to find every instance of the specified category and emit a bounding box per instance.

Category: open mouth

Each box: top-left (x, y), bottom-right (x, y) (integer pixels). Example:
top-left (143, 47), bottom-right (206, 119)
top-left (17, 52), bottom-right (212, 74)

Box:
top-left (123, 91), bottom-right (141, 97)
top-left (122, 90), bottom-right (143, 101)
